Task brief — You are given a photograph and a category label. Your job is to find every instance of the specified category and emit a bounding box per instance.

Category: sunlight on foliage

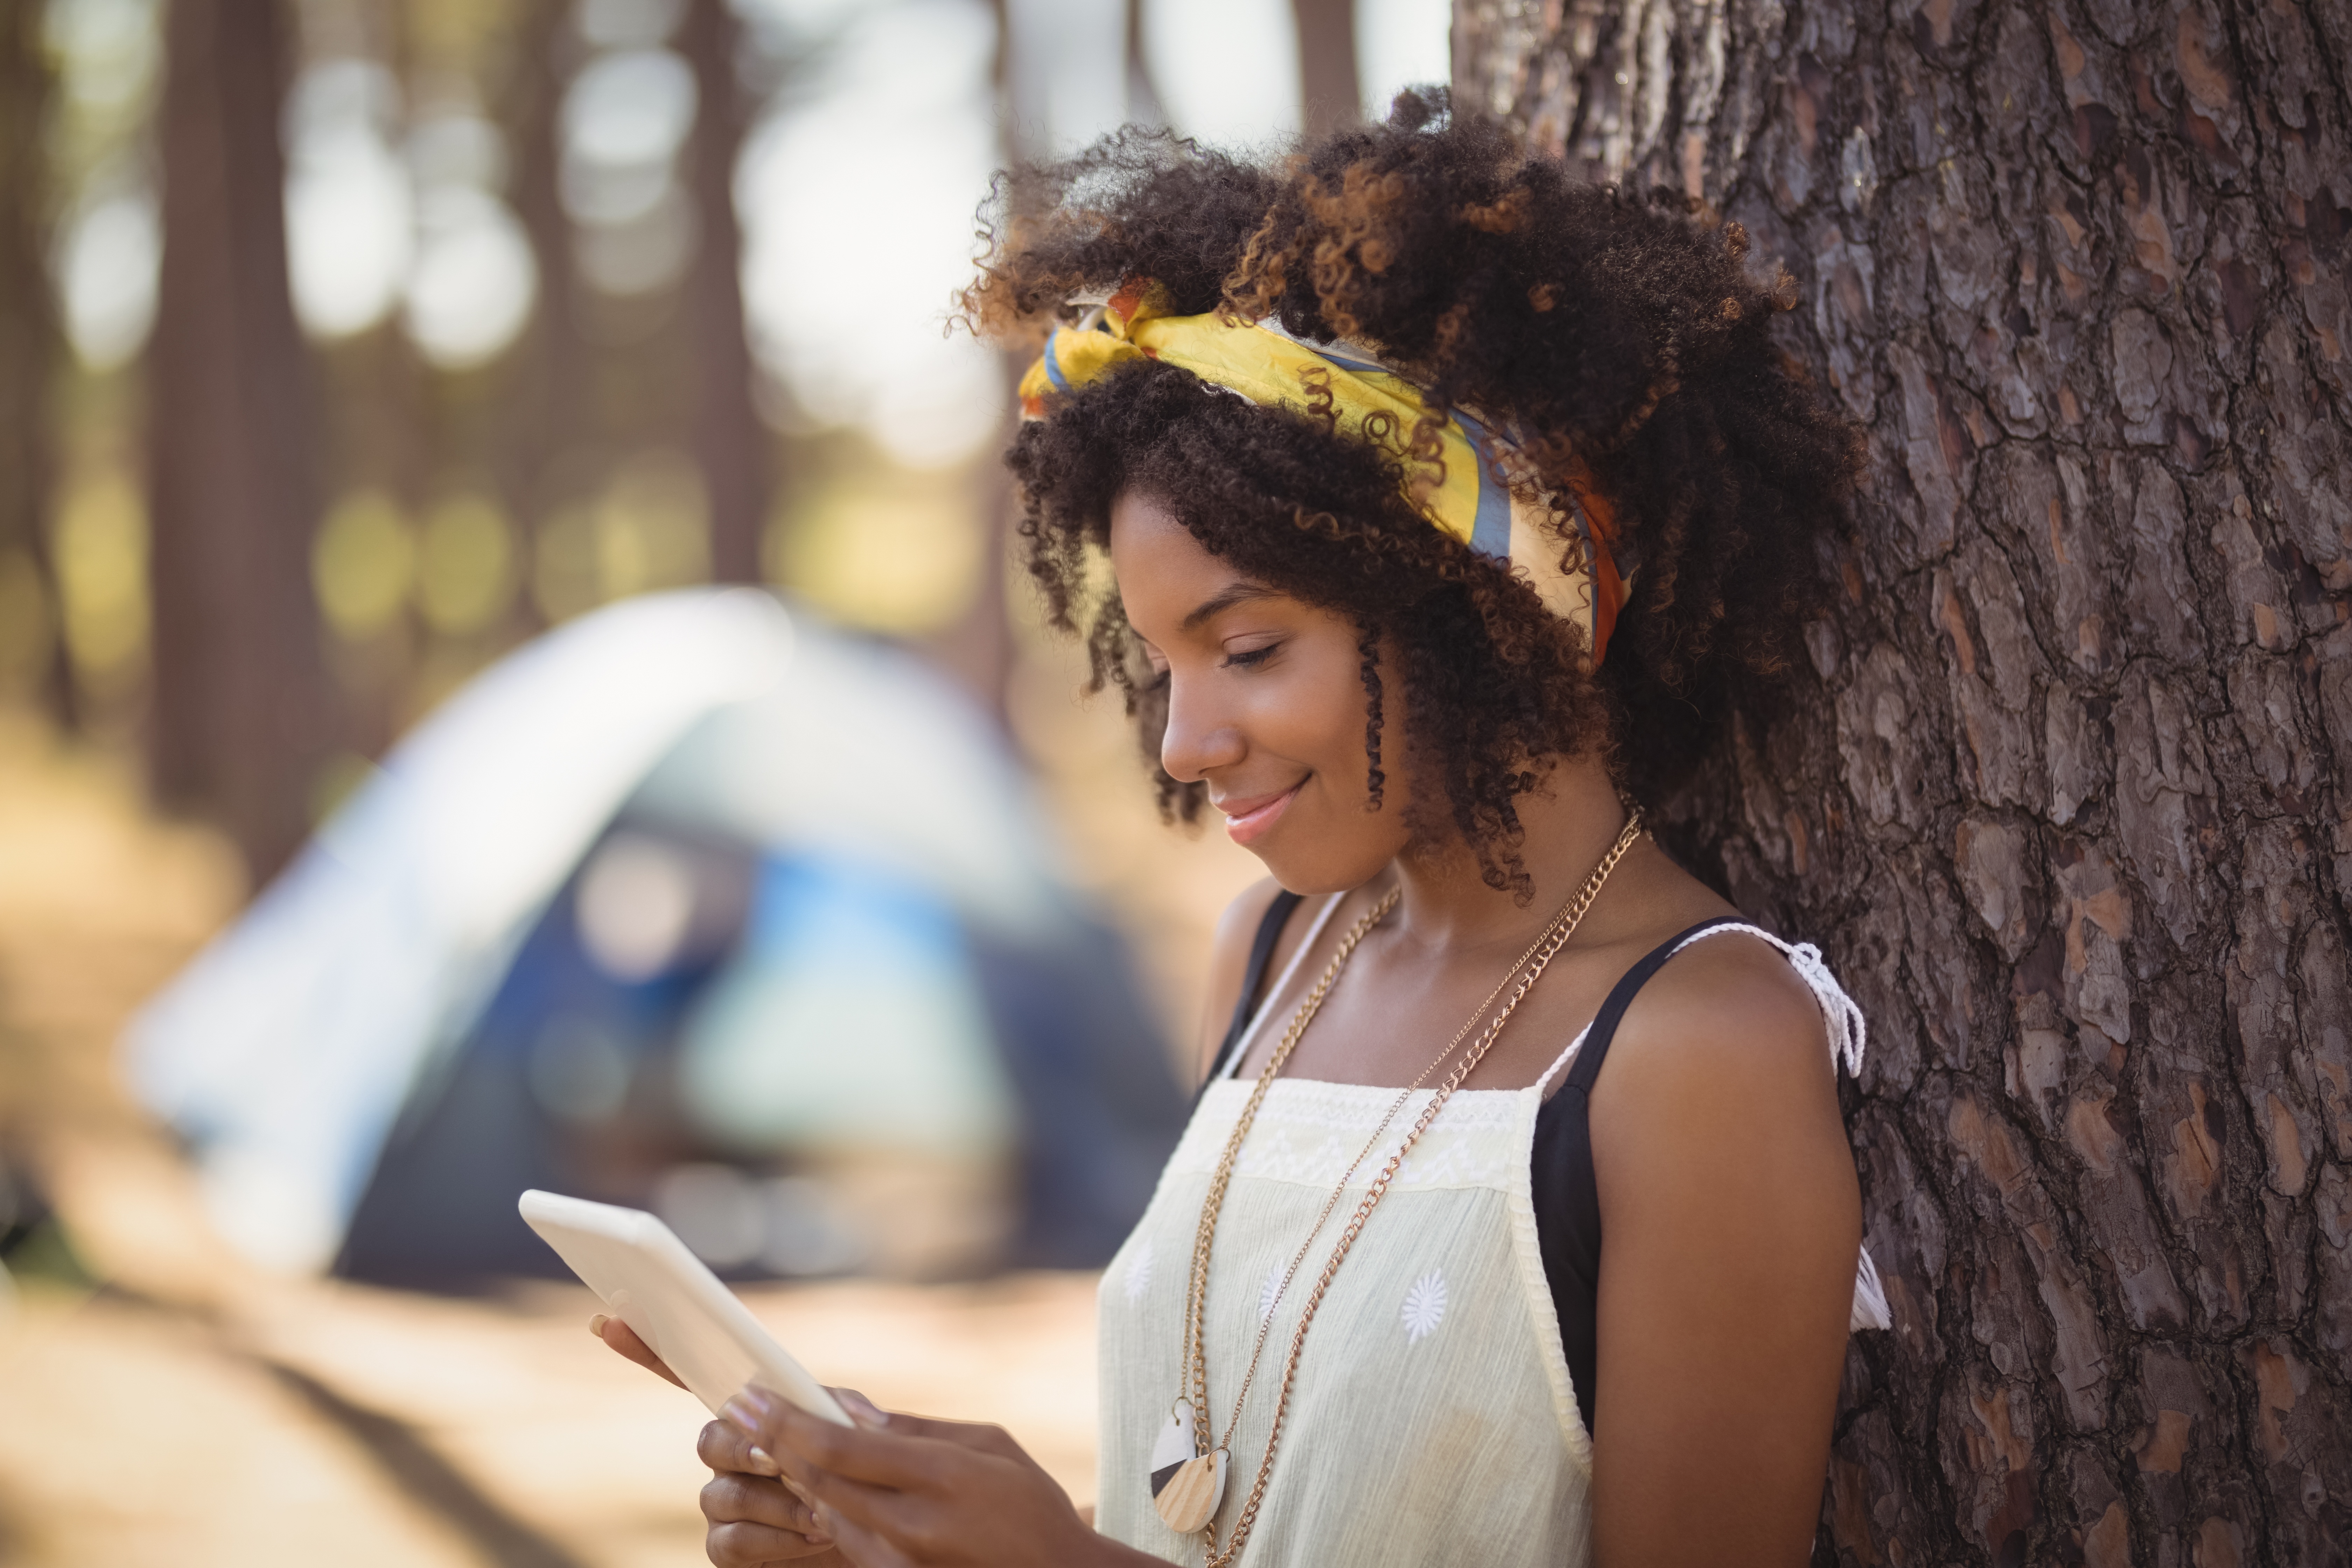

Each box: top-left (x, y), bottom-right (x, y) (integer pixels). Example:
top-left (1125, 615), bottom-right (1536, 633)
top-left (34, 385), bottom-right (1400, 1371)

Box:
top-left (415, 493), bottom-right (516, 635)
top-left (530, 449), bottom-right (712, 623)
top-left (593, 449), bottom-right (710, 598)
top-left (774, 465), bottom-right (981, 637)
top-left (53, 471), bottom-right (148, 684)
top-left (313, 490), bottom-right (416, 639)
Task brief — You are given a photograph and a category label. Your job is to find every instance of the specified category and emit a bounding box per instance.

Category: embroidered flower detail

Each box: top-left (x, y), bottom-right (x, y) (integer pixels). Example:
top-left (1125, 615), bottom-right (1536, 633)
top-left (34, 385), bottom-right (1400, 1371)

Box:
top-left (1125, 1238), bottom-right (1154, 1303)
top-left (1258, 1266), bottom-right (1282, 1324)
top-left (1401, 1270), bottom-right (1448, 1343)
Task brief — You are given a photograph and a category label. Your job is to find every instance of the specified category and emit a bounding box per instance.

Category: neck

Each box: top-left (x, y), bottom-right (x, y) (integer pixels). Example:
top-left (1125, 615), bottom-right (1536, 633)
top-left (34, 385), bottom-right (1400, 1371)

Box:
top-left (1384, 755), bottom-right (1633, 954)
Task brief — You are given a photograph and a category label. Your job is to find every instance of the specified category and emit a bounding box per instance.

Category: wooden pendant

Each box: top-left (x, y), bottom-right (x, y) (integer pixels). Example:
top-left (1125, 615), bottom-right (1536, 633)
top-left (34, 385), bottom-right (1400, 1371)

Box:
top-left (1154, 1451), bottom-right (1227, 1534)
top-left (1148, 1404), bottom-right (1225, 1533)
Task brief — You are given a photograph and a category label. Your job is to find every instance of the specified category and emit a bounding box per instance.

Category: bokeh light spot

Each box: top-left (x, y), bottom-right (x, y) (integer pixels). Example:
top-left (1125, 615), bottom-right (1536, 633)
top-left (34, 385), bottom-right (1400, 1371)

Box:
top-left (776, 464), bottom-right (982, 636)
top-left (414, 494), bottom-right (517, 635)
top-left (313, 491), bottom-right (416, 640)
top-left (52, 471), bottom-right (149, 684)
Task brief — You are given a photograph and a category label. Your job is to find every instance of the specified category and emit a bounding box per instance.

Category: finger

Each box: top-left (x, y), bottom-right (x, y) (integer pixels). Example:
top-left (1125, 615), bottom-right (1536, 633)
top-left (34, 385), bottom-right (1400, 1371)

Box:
top-left (850, 1409), bottom-right (1026, 1461)
top-left (593, 1314), bottom-right (687, 1391)
top-left (830, 1387), bottom-right (890, 1429)
top-left (765, 1441), bottom-right (936, 1541)
top-left (802, 1504), bottom-right (920, 1568)
top-left (817, 1387), bottom-right (1029, 1463)
top-left (704, 1519), bottom-right (833, 1566)
top-left (699, 1419), bottom-right (781, 1478)
top-left (699, 1472), bottom-right (829, 1540)
top-left (727, 1390), bottom-right (941, 1490)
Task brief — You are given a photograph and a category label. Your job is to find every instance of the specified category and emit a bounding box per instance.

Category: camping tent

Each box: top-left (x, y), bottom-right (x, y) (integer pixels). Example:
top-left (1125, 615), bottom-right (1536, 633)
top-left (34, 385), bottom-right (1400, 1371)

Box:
top-left (125, 589), bottom-right (1187, 1283)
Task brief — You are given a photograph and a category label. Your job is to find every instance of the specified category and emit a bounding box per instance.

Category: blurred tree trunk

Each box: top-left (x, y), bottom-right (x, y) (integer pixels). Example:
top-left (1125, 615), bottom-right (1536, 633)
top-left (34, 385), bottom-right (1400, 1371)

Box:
top-left (498, 0), bottom-right (589, 618)
top-left (677, 0), bottom-right (769, 585)
top-left (1292, 0), bottom-right (1361, 141)
top-left (1458, 2), bottom-right (2352, 1564)
top-left (148, 0), bottom-right (330, 884)
top-left (0, 0), bottom-right (66, 722)
top-left (1124, 0), bottom-right (1164, 129)
top-left (917, 0), bottom-right (1036, 730)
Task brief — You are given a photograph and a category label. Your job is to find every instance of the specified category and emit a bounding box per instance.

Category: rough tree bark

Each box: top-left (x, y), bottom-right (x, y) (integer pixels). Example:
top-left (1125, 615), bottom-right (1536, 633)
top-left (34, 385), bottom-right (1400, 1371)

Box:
top-left (678, 0), bottom-right (770, 586)
top-left (1456, 2), bottom-right (2350, 1564)
top-left (0, 0), bottom-right (65, 721)
top-left (148, 0), bottom-right (331, 883)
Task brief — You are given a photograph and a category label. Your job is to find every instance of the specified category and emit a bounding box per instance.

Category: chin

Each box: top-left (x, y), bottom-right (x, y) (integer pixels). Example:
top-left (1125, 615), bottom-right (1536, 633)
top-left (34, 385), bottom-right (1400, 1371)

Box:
top-left (1245, 821), bottom-right (1396, 897)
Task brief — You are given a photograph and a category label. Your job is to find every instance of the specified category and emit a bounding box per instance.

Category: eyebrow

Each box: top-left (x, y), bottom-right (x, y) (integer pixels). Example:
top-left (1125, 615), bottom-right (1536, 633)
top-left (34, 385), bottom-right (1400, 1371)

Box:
top-left (1180, 582), bottom-right (1279, 632)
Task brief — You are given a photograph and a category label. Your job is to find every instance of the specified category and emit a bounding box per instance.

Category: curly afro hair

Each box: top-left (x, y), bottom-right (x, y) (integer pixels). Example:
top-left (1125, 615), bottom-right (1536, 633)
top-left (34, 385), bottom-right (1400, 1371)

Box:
top-left (966, 91), bottom-right (1864, 901)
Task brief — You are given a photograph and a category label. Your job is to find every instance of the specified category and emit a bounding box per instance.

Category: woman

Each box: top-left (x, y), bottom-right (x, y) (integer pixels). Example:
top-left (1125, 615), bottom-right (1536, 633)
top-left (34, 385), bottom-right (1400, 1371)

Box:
top-left (604, 93), bottom-right (1888, 1567)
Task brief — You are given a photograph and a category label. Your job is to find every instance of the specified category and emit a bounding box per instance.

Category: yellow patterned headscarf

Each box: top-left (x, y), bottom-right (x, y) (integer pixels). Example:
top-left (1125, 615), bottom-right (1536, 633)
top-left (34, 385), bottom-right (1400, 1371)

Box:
top-left (1018, 278), bottom-right (1630, 665)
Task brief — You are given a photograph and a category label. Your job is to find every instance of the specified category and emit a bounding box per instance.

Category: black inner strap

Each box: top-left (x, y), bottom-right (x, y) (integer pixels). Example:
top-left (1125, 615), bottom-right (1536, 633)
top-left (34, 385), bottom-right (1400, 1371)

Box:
top-left (1206, 889), bottom-right (1304, 1088)
top-left (1559, 916), bottom-right (1748, 1100)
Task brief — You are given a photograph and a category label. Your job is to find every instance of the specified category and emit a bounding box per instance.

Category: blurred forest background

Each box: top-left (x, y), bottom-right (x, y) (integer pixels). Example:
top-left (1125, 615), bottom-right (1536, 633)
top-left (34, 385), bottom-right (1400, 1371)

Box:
top-left (0, 0), bottom-right (1444, 886)
top-left (0, 2), bottom-right (1447, 1562)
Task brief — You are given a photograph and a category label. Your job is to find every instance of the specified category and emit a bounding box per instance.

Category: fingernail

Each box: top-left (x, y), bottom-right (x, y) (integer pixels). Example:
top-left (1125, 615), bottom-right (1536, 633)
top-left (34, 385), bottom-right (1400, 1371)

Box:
top-left (746, 1445), bottom-right (780, 1477)
top-left (837, 1389), bottom-right (888, 1428)
top-left (722, 1388), bottom-right (778, 1434)
top-left (587, 1313), bottom-right (609, 1338)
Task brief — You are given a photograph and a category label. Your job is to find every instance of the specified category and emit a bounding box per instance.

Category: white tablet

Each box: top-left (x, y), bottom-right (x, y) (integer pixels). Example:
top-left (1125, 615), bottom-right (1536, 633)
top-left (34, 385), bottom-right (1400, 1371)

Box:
top-left (519, 1189), bottom-right (851, 1426)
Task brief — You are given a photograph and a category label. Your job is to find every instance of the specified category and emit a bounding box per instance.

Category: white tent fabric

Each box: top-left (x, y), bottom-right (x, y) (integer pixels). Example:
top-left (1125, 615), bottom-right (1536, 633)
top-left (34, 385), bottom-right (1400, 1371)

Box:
top-left (629, 619), bottom-right (1066, 938)
top-left (123, 589), bottom-right (1065, 1273)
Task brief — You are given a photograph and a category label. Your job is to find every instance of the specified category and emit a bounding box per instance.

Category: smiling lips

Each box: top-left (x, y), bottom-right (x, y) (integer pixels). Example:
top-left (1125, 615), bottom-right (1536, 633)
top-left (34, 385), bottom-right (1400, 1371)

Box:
top-left (1218, 783), bottom-right (1302, 846)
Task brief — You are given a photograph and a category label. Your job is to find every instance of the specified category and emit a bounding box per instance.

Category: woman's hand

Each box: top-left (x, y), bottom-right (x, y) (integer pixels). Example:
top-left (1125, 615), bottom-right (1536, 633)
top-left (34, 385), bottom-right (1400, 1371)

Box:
top-left (591, 1316), bottom-right (845, 1565)
top-left (695, 1413), bottom-right (848, 1564)
top-left (591, 1313), bottom-right (686, 1389)
top-left (719, 1386), bottom-right (1159, 1568)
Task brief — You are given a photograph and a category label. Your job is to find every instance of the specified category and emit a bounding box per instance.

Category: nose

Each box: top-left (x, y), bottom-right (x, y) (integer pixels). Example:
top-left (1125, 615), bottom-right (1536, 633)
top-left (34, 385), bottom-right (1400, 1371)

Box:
top-left (1158, 668), bottom-right (1245, 784)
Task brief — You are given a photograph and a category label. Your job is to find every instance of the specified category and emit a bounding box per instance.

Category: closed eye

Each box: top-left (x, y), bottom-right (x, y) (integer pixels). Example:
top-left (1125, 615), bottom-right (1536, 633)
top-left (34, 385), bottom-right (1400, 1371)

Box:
top-left (1222, 643), bottom-right (1281, 670)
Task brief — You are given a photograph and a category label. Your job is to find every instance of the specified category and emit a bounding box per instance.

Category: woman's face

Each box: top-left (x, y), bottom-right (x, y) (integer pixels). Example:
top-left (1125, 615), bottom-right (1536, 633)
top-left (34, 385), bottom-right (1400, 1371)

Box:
top-left (1109, 488), bottom-right (1413, 894)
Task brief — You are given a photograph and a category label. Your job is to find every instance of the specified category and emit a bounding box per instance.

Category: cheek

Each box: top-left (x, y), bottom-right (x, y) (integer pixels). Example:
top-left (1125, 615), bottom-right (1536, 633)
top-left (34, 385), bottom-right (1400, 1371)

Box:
top-left (1270, 639), bottom-right (1379, 787)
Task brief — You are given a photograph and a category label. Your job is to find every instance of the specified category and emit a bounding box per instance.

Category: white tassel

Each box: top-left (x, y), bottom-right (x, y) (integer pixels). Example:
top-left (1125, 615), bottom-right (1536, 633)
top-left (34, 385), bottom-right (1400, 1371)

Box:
top-left (1784, 941), bottom-right (1869, 1078)
top-left (1850, 1245), bottom-right (1893, 1332)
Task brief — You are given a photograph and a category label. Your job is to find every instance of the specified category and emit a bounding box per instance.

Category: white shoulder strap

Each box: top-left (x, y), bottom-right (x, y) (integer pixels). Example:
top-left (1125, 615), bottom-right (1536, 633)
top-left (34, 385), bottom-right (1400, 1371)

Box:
top-left (1667, 921), bottom-right (1869, 1079)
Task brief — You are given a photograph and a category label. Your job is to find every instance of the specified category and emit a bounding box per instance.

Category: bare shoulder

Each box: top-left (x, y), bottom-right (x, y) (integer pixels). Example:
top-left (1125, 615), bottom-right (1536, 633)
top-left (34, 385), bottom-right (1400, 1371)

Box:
top-left (1586, 929), bottom-right (1846, 1167)
top-left (1193, 877), bottom-right (1293, 1084)
top-left (1586, 925), bottom-right (1860, 1288)
top-left (1604, 929), bottom-right (1833, 1094)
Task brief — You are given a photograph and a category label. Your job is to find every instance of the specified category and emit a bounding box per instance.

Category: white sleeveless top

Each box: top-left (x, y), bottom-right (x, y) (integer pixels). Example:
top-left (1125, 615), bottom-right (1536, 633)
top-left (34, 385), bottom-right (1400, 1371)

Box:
top-left (1094, 902), bottom-right (1890, 1566)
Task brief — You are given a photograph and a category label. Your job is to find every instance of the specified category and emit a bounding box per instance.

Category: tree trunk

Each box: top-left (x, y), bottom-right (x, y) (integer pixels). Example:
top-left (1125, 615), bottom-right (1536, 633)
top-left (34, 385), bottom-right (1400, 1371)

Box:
top-left (677, 0), bottom-right (770, 586)
top-left (1125, 0), bottom-right (1167, 129)
top-left (0, 0), bottom-right (66, 722)
top-left (496, 0), bottom-right (591, 613)
top-left (1293, 0), bottom-right (1363, 142)
top-left (1456, 2), bottom-right (2351, 1564)
top-left (148, 0), bottom-right (331, 884)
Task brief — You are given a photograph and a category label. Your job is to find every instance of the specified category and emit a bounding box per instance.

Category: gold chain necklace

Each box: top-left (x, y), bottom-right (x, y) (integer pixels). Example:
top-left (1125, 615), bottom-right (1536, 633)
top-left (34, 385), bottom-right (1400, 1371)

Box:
top-left (1180, 853), bottom-right (1613, 1474)
top-left (1159, 813), bottom-right (1643, 1564)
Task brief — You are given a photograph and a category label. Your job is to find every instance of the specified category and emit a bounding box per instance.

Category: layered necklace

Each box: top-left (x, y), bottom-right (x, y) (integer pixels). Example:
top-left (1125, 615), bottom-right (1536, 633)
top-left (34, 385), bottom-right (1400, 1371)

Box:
top-left (1150, 812), bottom-right (1644, 1565)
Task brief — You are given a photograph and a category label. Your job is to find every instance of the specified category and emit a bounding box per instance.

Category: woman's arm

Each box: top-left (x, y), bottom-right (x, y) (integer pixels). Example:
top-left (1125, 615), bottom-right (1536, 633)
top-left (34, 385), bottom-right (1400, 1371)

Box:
top-left (1586, 938), bottom-right (1861, 1568)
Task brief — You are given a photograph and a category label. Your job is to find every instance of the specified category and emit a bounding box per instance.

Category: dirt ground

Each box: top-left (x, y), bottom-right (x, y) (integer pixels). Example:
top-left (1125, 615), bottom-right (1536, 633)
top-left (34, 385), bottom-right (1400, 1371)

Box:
top-left (0, 684), bottom-right (1261, 1566)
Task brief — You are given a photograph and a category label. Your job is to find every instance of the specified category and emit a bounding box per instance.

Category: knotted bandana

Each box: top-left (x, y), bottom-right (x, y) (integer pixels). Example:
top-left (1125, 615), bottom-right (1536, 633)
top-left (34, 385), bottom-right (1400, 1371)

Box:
top-left (1018, 278), bottom-right (1630, 665)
